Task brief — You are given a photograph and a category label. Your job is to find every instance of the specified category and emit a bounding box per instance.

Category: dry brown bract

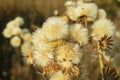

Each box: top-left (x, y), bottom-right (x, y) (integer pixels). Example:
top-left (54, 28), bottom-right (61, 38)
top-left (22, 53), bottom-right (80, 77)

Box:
top-left (99, 35), bottom-right (113, 52)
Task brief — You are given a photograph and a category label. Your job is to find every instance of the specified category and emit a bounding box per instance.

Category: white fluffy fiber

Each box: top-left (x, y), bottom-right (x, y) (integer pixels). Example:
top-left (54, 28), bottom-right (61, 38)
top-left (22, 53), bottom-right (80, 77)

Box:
top-left (12, 27), bottom-right (22, 36)
top-left (74, 3), bottom-right (98, 21)
top-left (14, 16), bottom-right (24, 26)
top-left (10, 36), bottom-right (21, 47)
top-left (91, 19), bottom-right (116, 40)
top-left (3, 28), bottom-right (13, 38)
top-left (33, 43), bottom-right (54, 67)
top-left (21, 42), bottom-right (32, 55)
top-left (32, 28), bottom-right (48, 46)
top-left (55, 43), bottom-right (82, 65)
top-left (22, 33), bottom-right (32, 42)
top-left (97, 9), bottom-right (106, 19)
top-left (69, 24), bottom-right (88, 46)
top-left (42, 17), bottom-right (69, 41)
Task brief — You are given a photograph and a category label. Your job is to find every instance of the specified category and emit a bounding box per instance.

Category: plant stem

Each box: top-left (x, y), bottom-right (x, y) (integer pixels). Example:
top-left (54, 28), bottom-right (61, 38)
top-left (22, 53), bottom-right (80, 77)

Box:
top-left (97, 42), bottom-right (104, 80)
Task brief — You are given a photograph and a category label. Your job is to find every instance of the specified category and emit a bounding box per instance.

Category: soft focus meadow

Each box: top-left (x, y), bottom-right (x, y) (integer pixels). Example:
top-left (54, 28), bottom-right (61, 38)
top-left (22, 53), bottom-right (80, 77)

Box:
top-left (0, 0), bottom-right (120, 80)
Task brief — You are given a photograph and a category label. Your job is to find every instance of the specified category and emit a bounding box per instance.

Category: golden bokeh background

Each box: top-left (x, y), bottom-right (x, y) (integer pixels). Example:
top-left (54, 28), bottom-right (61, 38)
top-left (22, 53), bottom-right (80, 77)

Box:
top-left (0, 0), bottom-right (120, 80)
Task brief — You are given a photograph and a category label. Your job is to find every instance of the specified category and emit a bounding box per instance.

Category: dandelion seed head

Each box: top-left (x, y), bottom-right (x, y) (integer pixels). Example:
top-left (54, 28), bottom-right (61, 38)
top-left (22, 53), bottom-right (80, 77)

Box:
top-left (91, 19), bottom-right (115, 41)
top-left (74, 3), bottom-right (98, 21)
top-left (32, 28), bottom-right (48, 46)
top-left (24, 50), bottom-right (33, 65)
top-left (98, 9), bottom-right (106, 19)
top-left (20, 28), bottom-right (29, 38)
top-left (42, 17), bottom-right (69, 41)
top-left (69, 24), bottom-right (88, 46)
top-left (3, 28), bottom-right (13, 38)
top-left (21, 42), bottom-right (32, 55)
top-left (22, 33), bottom-right (32, 42)
top-left (65, 7), bottom-right (76, 21)
top-left (56, 43), bottom-right (82, 66)
top-left (6, 21), bottom-right (19, 29)
top-left (33, 43), bottom-right (54, 67)
top-left (12, 27), bottom-right (22, 36)
top-left (10, 36), bottom-right (21, 47)
top-left (14, 16), bottom-right (24, 26)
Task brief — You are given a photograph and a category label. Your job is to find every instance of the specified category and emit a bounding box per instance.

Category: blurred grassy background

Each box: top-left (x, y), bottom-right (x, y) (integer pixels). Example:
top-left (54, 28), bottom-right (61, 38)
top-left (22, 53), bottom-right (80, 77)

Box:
top-left (0, 0), bottom-right (120, 80)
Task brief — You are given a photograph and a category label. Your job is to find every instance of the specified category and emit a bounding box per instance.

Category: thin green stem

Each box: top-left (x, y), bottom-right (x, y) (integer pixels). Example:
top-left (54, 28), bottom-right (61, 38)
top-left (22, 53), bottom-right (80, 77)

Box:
top-left (97, 41), bottom-right (104, 80)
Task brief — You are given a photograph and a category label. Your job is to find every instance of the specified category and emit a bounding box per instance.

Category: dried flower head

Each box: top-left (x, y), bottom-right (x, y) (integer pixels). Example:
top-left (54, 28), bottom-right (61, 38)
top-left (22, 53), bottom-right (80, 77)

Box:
top-left (98, 9), bottom-right (107, 19)
top-left (41, 61), bottom-right (60, 75)
top-left (99, 35), bottom-right (113, 52)
top-left (32, 28), bottom-right (48, 46)
top-left (91, 19), bottom-right (115, 41)
top-left (14, 16), bottom-right (24, 26)
top-left (65, 6), bottom-right (76, 21)
top-left (98, 65), bottom-right (119, 80)
top-left (42, 17), bottom-right (69, 41)
top-left (6, 21), bottom-right (19, 29)
top-left (33, 43), bottom-right (54, 67)
top-left (12, 27), bottom-right (22, 36)
top-left (24, 50), bottom-right (33, 65)
top-left (21, 42), bottom-right (32, 55)
top-left (10, 36), bottom-right (21, 47)
top-left (3, 28), bottom-right (13, 38)
top-left (74, 3), bottom-right (98, 22)
top-left (22, 33), bottom-right (32, 42)
top-left (69, 24), bottom-right (88, 46)
top-left (55, 43), bottom-right (82, 66)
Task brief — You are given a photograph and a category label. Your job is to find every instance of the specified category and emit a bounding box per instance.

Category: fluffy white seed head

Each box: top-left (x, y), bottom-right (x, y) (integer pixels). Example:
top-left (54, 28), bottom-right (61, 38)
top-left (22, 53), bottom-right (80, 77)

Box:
top-left (21, 42), bottom-right (33, 64)
top-left (24, 49), bottom-right (34, 65)
top-left (14, 16), bottom-right (24, 26)
top-left (33, 43), bottom-right (54, 67)
top-left (74, 3), bottom-right (98, 21)
top-left (50, 71), bottom-right (69, 80)
top-left (53, 9), bottom-right (58, 16)
top-left (21, 42), bottom-right (32, 55)
top-left (3, 28), bottom-right (13, 38)
top-left (32, 28), bottom-right (48, 46)
top-left (97, 9), bottom-right (106, 19)
top-left (69, 24), bottom-right (88, 46)
top-left (20, 28), bottom-right (29, 38)
top-left (12, 27), bottom-right (22, 36)
top-left (42, 17), bottom-right (69, 41)
top-left (55, 43), bottom-right (82, 66)
top-left (65, 6), bottom-right (76, 21)
top-left (91, 19), bottom-right (116, 41)
top-left (22, 33), bottom-right (32, 42)
top-left (10, 36), bottom-right (21, 47)
top-left (6, 21), bottom-right (19, 29)
top-left (25, 53), bottom-right (33, 65)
